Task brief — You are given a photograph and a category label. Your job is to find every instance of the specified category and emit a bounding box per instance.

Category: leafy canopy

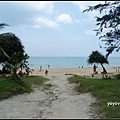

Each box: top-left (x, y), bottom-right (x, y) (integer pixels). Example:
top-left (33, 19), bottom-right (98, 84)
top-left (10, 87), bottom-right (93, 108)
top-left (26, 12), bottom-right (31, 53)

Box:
top-left (87, 50), bottom-right (109, 65)
top-left (83, 1), bottom-right (120, 58)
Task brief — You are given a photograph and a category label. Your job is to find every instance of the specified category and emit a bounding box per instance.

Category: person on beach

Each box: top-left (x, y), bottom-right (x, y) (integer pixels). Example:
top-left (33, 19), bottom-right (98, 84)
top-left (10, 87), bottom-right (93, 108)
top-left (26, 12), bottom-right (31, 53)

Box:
top-left (48, 64), bottom-right (50, 68)
top-left (93, 64), bottom-right (98, 74)
top-left (45, 69), bottom-right (48, 75)
top-left (39, 66), bottom-right (42, 72)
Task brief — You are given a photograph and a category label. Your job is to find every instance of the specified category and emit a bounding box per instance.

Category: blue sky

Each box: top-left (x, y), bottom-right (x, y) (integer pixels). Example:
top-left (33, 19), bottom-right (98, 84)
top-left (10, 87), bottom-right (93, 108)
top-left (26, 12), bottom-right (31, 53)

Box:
top-left (0, 1), bottom-right (119, 57)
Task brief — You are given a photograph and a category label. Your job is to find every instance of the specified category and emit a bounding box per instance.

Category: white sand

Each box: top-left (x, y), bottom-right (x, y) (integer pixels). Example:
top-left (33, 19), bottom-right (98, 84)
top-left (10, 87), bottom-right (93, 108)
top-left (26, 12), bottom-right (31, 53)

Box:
top-left (30, 67), bottom-right (118, 78)
top-left (0, 67), bottom-right (118, 118)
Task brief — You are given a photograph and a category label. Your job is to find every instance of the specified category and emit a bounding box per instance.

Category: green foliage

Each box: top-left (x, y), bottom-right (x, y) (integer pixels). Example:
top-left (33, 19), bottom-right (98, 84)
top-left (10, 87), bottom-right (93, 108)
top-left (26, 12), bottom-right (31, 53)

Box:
top-left (87, 50), bottom-right (108, 73)
top-left (115, 74), bottom-right (120, 79)
top-left (22, 76), bottom-right (49, 86)
top-left (0, 23), bottom-right (9, 30)
top-left (87, 50), bottom-right (108, 64)
top-left (0, 75), bottom-right (49, 101)
top-left (83, 1), bottom-right (120, 58)
top-left (67, 75), bottom-right (120, 118)
top-left (91, 73), bottom-right (94, 77)
top-left (0, 22), bottom-right (31, 82)
top-left (0, 76), bottom-right (32, 100)
top-left (68, 74), bottom-right (84, 84)
top-left (0, 24), bottom-right (30, 78)
top-left (0, 32), bottom-right (24, 63)
top-left (2, 53), bottom-right (30, 78)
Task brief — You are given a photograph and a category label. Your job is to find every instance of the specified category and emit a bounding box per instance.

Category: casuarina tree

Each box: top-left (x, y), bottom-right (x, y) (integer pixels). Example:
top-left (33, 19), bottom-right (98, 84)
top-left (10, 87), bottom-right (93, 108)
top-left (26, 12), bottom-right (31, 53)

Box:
top-left (83, 1), bottom-right (120, 58)
top-left (87, 50), bottom-right (109, 73)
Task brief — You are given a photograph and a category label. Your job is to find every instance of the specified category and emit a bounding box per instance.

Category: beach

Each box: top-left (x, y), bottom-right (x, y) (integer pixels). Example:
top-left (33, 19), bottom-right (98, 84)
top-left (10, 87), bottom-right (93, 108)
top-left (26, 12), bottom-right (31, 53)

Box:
top-left (0, 67), bottom-right (119, 118)
top-left (30, 67), bottom-right (118, 78)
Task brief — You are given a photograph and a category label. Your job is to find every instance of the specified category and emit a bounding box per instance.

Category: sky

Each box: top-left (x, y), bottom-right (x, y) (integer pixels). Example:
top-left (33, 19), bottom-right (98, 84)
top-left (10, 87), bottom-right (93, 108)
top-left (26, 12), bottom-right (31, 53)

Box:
top-left (0, 1), bottom-right (119, 57)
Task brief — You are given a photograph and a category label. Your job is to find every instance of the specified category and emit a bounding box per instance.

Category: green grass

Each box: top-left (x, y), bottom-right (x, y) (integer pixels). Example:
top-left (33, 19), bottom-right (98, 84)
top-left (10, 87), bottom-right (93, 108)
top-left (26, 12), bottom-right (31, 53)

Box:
top-left (43, 84), bottom-right (53, 90)
top-left (21, 75), bottom-right (49, 86)
top-left (68, 74), bottom-right (120, 119)
top-left (0, 75), bottom-right (51, 101)
top-left (22, 75), bottom-right (52, 90)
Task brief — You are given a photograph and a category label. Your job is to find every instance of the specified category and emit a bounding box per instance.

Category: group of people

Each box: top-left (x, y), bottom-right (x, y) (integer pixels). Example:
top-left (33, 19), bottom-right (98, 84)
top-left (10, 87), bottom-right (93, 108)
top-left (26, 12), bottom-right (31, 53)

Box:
top-left (39, 65), bottom-right (50, 75)
top-left (39, 64), bottom-right (108, 75)
top-left (93, 64), bottom-right (107, 75)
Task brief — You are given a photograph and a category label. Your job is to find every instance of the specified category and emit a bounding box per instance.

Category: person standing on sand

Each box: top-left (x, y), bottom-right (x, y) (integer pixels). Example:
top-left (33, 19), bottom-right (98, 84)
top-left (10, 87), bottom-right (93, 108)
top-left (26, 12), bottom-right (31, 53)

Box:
top-left (93, 64), bottom-right (98, 74)
top-left (39, 66), bottom-right (42, 72)
top-left (48, 64), bottom-right (50, 68)
top-left (45, 69), bottom-right (48, 75)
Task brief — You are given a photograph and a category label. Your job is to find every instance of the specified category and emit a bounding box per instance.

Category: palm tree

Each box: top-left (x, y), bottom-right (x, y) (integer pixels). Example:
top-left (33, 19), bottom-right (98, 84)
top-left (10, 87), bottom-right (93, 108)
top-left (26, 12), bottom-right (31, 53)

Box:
top-left (87, 50), bottom-right (109, 73)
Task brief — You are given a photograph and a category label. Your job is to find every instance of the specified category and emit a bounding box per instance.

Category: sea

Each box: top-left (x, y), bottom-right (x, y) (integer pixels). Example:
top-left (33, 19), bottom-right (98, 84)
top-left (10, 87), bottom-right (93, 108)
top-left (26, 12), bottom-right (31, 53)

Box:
top-left (27, 56), bottom-right (120, 69)
top-left (0, 56), bottom-right (119, 69)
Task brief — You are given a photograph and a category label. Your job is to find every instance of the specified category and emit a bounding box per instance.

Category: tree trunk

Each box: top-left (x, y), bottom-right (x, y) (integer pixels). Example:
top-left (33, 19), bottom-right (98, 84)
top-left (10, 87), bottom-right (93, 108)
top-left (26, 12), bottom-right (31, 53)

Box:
top-left (100, 63), bottom-right (107, 73)
top-left (100, 63), bottom-right (108, 78)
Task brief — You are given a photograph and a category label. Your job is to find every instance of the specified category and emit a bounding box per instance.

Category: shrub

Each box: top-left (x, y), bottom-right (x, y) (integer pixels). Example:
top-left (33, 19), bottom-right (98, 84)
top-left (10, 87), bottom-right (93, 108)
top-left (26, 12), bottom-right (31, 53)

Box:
top-left (115, 74), bottom-right (120, 79)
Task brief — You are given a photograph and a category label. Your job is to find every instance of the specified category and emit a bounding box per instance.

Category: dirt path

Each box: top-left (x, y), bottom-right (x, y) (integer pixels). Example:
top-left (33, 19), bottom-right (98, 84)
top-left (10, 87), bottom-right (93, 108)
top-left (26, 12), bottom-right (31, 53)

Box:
top-left (0, 75), bottom-right (99, 119)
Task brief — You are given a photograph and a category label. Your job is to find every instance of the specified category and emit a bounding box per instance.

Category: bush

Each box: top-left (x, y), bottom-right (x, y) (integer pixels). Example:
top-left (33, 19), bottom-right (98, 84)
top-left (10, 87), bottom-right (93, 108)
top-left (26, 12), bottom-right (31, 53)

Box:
top-left (115, 74), bottom-right (120, 79)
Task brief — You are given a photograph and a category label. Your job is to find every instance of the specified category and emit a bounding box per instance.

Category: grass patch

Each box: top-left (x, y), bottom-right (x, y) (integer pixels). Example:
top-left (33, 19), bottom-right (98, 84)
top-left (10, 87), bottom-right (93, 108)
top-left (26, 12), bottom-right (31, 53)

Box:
top-left (68, 74), bottom-right (83, 84)
top-left (67, 74), bottom-right (120, 119)
top-left (115, 74), bottom-right (120, 79)
top-left (43, 84), bottom-right (53, 90)
top-left (21, 75), bottom-right (49, 86)
top-left (0, 75), bottom-right (50, 101)
top-left (0, 76), bottom-right (32, 100)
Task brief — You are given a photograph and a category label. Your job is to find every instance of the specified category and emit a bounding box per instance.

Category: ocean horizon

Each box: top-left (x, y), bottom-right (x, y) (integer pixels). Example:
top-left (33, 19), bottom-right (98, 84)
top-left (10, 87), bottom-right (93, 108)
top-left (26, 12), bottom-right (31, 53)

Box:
top-left (0, 56), bottom-right (119, 69)
top-left (27, 56), bottom-right (120, 69)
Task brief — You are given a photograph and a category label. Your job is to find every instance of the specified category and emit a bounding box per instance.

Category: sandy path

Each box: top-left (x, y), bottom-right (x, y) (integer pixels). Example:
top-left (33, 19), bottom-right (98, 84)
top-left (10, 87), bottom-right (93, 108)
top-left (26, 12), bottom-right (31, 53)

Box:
top-left (0, 75), bottom-right (99, 119)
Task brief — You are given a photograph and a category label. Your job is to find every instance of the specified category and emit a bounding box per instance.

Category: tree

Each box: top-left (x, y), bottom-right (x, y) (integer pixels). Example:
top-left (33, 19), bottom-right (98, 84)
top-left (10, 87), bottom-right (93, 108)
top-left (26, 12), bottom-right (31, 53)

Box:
top-left (0, 23), bottom-right (9, 61)
top-left (83, 1), bottom-right (120, 58)
top-left (0, 33), bottom-right (31, 78)
top-left (0, 32), bottom-right (24, 63)
top-left (0, 23), bottom-right (31, 80)
top-left (87, 50), bottom-right (109, 73)
top-left (2, 53), bottom-right (31, 79)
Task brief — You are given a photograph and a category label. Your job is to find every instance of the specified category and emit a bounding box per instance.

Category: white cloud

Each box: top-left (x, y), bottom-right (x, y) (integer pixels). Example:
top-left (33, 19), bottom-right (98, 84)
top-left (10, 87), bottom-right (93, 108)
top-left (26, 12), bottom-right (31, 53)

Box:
top-left (33, 17), bottom-right (59, 29)
top-left (85, 29), bottom-right (96, 36)
top-left (18, 1), bottom-right (54, 14)
top-left (71, 1), bottom-right (105, 12)
top-left (30, 1), bottom-right (54, 14)
top-left (56, 13), bottom-right (73, 24)
top-left (72, 1), bottom-right (105, 22)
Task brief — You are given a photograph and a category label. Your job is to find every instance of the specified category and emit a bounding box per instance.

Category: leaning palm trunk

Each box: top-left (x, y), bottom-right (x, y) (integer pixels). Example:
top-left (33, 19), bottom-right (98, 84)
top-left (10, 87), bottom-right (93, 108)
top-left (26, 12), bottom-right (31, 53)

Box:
top-left (100, 63), bottom-right (107, 78)
top-left (100, 63), bottom-right (107, 73)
